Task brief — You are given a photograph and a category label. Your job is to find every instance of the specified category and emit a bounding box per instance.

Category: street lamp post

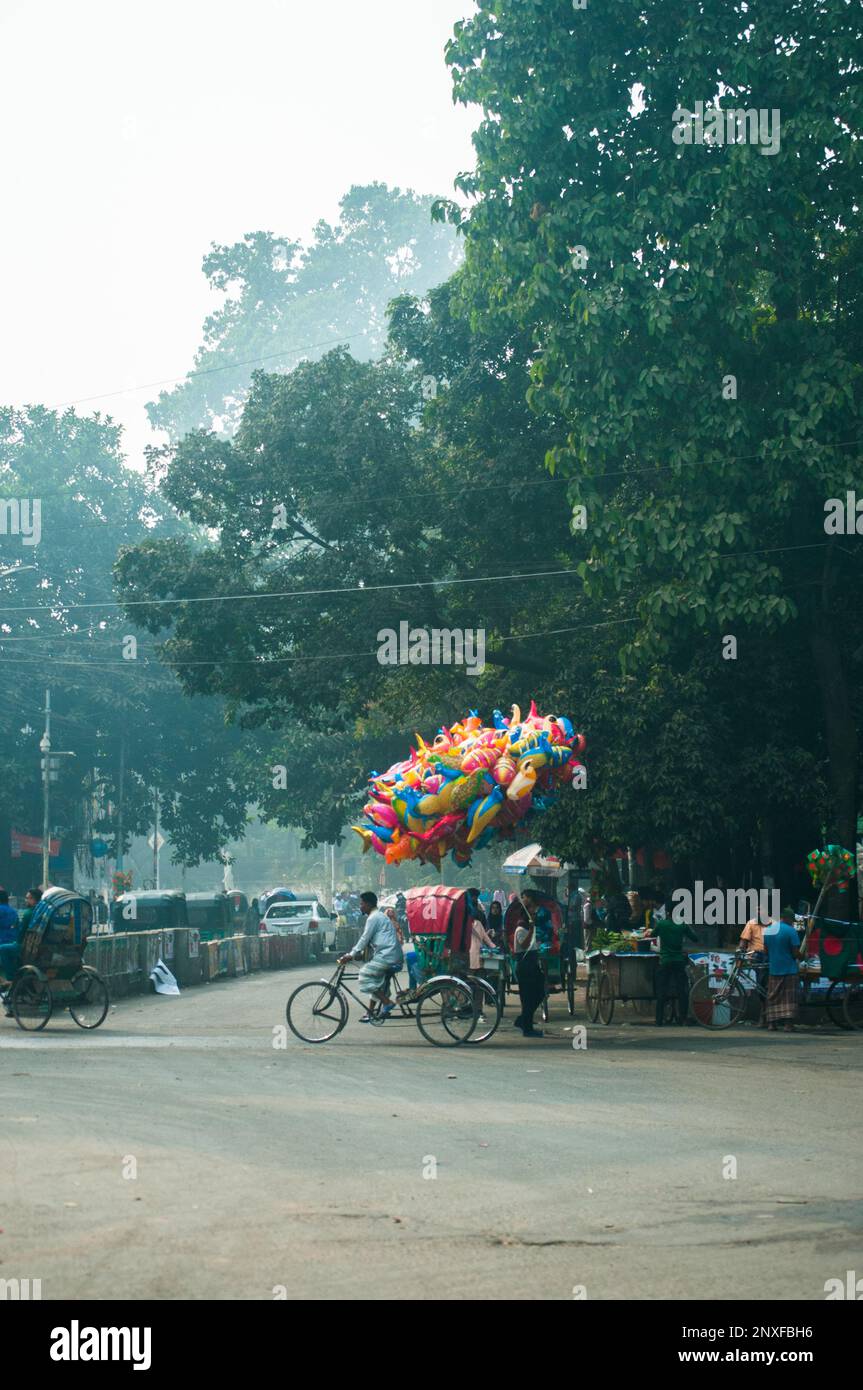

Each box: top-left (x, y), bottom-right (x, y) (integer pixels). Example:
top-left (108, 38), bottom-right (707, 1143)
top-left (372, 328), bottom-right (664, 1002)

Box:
top-left (39, 688), bottom-right (76, 888)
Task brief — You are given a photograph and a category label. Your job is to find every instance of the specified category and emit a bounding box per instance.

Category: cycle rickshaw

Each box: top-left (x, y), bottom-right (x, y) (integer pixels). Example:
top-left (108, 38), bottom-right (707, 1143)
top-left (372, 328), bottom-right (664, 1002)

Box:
top-left (503, 892), bottom-right (567, 1022)
top-left (285, 885), bottom-right (501, 1046)
top-left (1, 887), bottom-right (110, 1031)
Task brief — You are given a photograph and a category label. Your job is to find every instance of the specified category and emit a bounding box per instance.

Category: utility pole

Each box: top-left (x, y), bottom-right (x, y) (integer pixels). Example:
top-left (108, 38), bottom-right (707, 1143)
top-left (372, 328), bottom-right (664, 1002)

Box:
top-left (152, 788), bottom-right (160, 890)
top-left (116, 736), bottom-right (125, 873)
top-left (39, 688), bottom-right (76, 889)
top-left (40, 689), bottom-right (51, 888)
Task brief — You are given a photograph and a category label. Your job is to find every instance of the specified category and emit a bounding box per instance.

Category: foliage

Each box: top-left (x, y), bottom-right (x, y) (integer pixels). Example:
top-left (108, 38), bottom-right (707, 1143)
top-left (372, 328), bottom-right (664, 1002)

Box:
top-left (443, 0), bottom-right (863, 846)
top-left (147, 184), bottom-right (463, 440)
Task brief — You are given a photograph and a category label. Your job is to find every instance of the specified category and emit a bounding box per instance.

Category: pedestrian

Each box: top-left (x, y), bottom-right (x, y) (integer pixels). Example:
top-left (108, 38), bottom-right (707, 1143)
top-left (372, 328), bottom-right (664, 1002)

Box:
top-left (0, 888), bottom-right (21, 979)
top-left (739, 909), bottom-right (770, 1026)
top-left (17, 886), bottom-right (42, 937)
top-left (762, 906), bottom-right (801, 1033)
top-left (486, 900), bottom-right (505, 950)
top-left (649, 903), bottom-right (698, 1025)
top-left (512, 890), bottom-right (546, 1037)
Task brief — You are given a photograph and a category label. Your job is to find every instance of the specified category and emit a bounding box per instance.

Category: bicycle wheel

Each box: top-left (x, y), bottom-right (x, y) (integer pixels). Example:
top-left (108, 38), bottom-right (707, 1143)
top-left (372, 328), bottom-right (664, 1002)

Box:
top-left (567, 962), bottom-right (577, 1016)
top-left (11, 971), bottom-right (52, 1032)
top-left (689, 975), bottom-right (746, 1029)
top-left (466, 978), bottom-right (502, 1044)
top-left (597, 974), bottom-right (614, 1024)
top-left (586, 971), bottom-right (600, 1022)
top-left (286, 980), bottom-right (347, 1043)
top-left (416, 980), bottom-right (476, 1047)
top-left (69, 969), bottom-right (109, 1029)
top-left (842, 981), bottom-right (863, 1030)
top-left (825, 981), bottom-right (849, 1028)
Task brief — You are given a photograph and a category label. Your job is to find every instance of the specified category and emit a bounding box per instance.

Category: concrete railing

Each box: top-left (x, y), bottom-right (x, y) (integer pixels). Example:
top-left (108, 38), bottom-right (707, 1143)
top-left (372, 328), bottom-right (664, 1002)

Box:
top-left (83, 926), bottom-right (365, 1000)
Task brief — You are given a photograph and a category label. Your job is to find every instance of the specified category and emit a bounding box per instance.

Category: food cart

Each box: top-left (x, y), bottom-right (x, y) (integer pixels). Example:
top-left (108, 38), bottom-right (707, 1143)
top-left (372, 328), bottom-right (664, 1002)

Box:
top-left (585, 944), bottom-right (662, 1024)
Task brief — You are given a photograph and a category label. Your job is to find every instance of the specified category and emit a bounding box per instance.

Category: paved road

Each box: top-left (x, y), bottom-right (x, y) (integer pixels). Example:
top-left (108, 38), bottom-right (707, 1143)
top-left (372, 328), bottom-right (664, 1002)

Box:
top-left (1, 961), bottom-right (861, 1300)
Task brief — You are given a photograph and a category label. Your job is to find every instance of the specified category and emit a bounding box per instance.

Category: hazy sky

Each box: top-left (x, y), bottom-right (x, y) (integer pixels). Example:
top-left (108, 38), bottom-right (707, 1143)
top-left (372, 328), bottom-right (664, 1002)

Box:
top-left (0, 0), bottom-right (478, 465)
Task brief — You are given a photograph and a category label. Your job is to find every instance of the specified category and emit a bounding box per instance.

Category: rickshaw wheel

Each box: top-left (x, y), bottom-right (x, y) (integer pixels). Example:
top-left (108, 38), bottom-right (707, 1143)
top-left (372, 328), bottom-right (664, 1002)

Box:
top-left (842, 982), bottom-right (863, 1030)
top-left (597, 974), bottom-right (614, 1024)
top-left (465, 977), bottom-right (503, 1044)
top-left (69, 969), bottom-right (110, 1029)
top-left (566, 965), bottom-right (577, 1016)
top-left (11, 969), bottom-right (53, 1031)
top-left (540, 992), bottom-right (549, 1023)
top-left (416, 979), bottom-right (476, 1047)
top-left (825, 981), bottom-right (850, 1029)
top-left (585, 971), bottom-right (600, 1022)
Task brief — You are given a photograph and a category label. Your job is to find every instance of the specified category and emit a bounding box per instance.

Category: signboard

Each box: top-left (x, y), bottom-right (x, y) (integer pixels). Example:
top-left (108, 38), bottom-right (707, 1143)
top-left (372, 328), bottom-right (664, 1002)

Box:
top-left (147, 832), bottom-right (166, 853)
top-left (11, 829), bottom-right (60, 858)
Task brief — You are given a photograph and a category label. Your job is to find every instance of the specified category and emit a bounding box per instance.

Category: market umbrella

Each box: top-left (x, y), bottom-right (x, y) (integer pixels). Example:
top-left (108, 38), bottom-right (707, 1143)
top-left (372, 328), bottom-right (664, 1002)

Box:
top-left (502, 843), bottom-right (568, 877)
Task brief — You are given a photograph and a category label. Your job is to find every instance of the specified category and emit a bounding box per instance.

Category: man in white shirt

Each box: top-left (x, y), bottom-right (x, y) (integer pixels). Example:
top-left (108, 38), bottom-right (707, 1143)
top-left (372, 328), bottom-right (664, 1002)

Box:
top-left (338, 891), bottom-right (404, 1022)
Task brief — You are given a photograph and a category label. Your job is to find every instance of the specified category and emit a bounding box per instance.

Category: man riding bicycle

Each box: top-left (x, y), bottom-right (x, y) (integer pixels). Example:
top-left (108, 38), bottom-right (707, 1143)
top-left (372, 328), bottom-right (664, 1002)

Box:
top-left (338, 891), bottom-right (404, 1023)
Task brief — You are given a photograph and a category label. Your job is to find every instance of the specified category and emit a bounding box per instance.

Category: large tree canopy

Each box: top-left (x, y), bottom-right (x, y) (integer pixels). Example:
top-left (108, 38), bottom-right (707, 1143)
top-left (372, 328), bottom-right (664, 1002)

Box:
top-left (147, 183), bottom-right (463, 441)
top-left (0, 407), bottom-right (256, 875)
top-left (440, 0), bottom-right (863, 848)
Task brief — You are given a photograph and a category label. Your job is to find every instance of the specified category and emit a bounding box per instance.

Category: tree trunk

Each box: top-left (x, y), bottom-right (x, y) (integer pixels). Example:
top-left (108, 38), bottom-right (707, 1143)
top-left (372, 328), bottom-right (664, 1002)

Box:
top-left (808, 621), bottom-right (859, 918)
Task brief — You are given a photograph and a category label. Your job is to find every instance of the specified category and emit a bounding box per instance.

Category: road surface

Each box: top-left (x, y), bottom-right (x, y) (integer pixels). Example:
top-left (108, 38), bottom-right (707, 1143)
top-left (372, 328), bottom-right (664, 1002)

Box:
top-left (1, 961), bottom-right (861, 1300)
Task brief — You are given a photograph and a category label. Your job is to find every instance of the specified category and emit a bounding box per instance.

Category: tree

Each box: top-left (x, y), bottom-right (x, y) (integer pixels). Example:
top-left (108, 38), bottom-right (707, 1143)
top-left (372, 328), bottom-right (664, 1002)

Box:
top-left (0, 407), bottom-right (257, 879)
top-left (442, 0), bottom-right (863, 853)
top-left (146, 184), bottom-right (463, 440)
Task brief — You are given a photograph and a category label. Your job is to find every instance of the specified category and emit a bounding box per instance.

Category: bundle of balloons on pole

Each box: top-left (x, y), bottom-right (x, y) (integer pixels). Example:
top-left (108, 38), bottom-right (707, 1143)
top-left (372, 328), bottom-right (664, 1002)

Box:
top-left (352, 702), bottom-right (587, 868)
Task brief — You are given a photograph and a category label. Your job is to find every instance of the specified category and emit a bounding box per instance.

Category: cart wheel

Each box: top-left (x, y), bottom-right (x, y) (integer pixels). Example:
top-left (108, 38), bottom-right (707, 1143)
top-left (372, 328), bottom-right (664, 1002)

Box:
top-left (286, 979), bottom-right (347, 1043)
top-left (688, 975), bottom-right (746, 1029)
top-left (825, 980), bottom-right (850, 1029)
top-left (11, 970), bottom-right (52, 1032)
top-left (540, 992), bottom-right (549, 1024)
top-left (597, 974), bottom-right (614, 1025)
top-left (842, 981), bottom-right (863, 1030)
top-left (586, 971), bottom-right (600, 1022)
top-left (69, 969), bottom-right (110, 1029)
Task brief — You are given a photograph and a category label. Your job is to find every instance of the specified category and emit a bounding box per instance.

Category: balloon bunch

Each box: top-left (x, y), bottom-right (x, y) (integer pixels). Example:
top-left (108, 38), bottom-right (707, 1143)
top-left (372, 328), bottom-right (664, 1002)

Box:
top-left (806, 845), bottom-right (855, 894)
top-left (353, 702), bottom-right (586, 869)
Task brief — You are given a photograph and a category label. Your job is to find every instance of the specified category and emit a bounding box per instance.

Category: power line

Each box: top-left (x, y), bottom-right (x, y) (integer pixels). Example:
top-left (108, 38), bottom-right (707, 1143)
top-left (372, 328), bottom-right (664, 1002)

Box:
top-left (0, 540), bottom-right (838, 619)
top-left (49, 326), bottom-right (374, 411)
top-left (8, 435), bottom-right (863, 532)
top-left (0, 613), bottom-right (641, 669)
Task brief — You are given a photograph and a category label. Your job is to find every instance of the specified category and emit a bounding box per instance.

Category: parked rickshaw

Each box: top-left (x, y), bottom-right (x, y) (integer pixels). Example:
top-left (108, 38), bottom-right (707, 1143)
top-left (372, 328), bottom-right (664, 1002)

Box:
top-left (111, 890), bottom-right (189, 933)
top-left (184, 891), bottom-right (233, 942)
top-left (0, 887), bottom-right (109, 1031)
top-left (503, 892), bottom-right (567, 1022)
top-left (227, 891), bottom-right (249, 933)
top-left (258, 887), bottom-right (296, 921)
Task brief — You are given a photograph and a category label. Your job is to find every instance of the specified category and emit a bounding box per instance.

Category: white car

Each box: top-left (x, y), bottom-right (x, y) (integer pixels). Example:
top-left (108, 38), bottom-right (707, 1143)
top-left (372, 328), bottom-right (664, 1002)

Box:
top-left (260, 896), bottom-right (336, 954)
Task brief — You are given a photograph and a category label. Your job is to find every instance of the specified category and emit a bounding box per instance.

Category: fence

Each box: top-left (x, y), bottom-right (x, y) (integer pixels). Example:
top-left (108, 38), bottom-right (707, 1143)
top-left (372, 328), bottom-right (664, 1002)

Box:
top-left (83, 926), bottom-right (365, 1000)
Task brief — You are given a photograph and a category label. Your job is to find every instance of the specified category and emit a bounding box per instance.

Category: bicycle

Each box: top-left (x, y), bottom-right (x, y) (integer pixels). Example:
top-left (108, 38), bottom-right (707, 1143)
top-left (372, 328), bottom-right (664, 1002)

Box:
top-left (688, 951), bottom-right (850, 1030)
top-left (286, 959), bottom-right (481, 1047)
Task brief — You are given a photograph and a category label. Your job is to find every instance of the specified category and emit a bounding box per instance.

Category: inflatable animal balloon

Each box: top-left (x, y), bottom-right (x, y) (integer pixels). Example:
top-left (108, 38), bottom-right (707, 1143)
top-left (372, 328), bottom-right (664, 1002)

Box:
top-left (351, 703), bottom-right (586, 869)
